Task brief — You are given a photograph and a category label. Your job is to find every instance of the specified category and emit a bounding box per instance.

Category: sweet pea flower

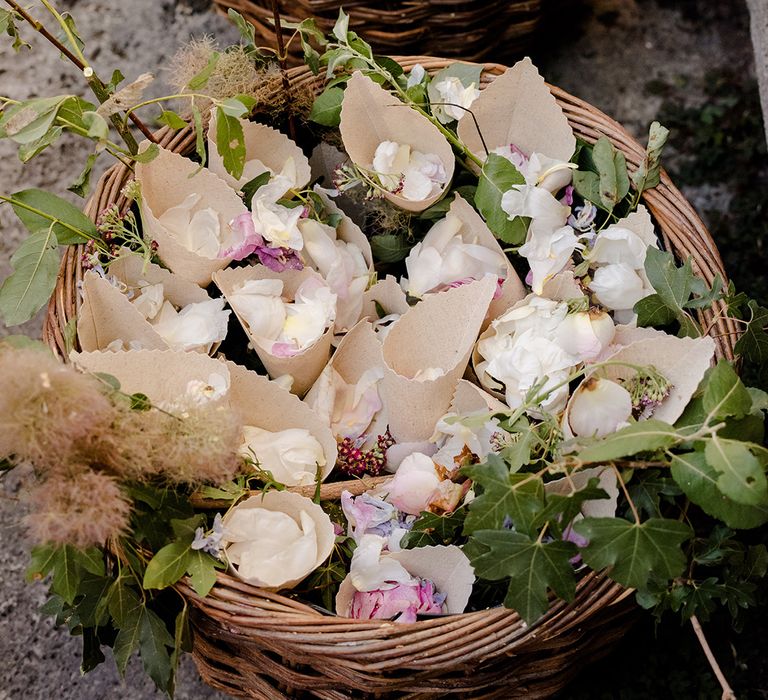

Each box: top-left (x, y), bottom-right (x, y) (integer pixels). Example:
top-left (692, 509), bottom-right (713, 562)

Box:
top-left (406, 63), bottom-right (426, 88)
top-left (240, 426), bottom-right (326, 486)
top-left (500, 184), bottom-right (571, 247)
top-left (158, 192), bottom-right (223, 258)
top-left (487, 295), bottom-right (569, 341)
top-left (430, 412), bottom-right (501, 471)
top-left (341, 491), bottom-right (413, 551)
top-left (372, 141), bottom-right (448, 202)
top-left (384, 452), bottom-right (442, 515)
top-left (493, 146), bottom-right (575, 194)
top-left (402, 211), bottom-right (507, 298)
top-left (554, 309), bottom-right (615, 362)
top-left (280, 278), bottom-right (337, 353)
top-left (567, 377), bottom-right (633, 437)
top-left (223, 212), bottom-right (303, 271)
top-left (350, 577), bottom-right (445, 623)
top-left (151, 298), bottom-right (230, 353)
top-left (518, 224), bottom-right (581, 295)
top-left (183, 372), bottom-right (229, 406)
top-left (432, 76), bottom-right (480, 123)
top-left (331, 367), bottom-right (385, 440)
top-left (589, 263), bottom-right (648, 314)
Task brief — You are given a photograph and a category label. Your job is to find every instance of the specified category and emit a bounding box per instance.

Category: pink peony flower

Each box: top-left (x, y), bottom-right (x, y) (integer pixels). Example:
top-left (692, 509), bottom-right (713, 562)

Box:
top-left (350, 578), bottom-right (446, 623)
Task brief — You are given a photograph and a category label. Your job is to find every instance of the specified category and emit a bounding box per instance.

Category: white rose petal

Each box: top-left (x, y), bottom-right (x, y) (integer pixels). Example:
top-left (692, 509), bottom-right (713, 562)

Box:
top-left (151, 298), bottom-right (230, 352)
top-left (519, 224), bottom-right (580, 295)
top-left (349, 534), bottom-right (413, 591)
top-left (241, 426), bottom-right (326, 486)
top-left (588, 225), bottom-right (648, 268)
top-left (568, 377), bottom-right (633, 437)
top-left (555, 310), bottom-right (615, 362)
top-left (229, 279), bottom-right (287, 341)
top-left (433, 76), bottom-right (480, 123)
top-left (280, 278), bottom-right (337, 352)
top-left (384, 452), bottom-right (441, 515)
top-left (158, 193), bottom-right (223, 258)
top-left (132, 281), bottom-right (164, 320)
top-left (252, 198), bottom-right (304, 251)
top-left (589, 263), bottom-right (648, 311)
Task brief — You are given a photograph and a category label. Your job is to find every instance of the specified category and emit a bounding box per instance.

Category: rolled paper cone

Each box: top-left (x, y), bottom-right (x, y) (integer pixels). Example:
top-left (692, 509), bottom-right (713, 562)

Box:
top-left (600, 334), bottom-right (716, 424)
top-left (335, 544), bottom-right (474, 617)
top-left (541, 270), bottom-right (585, 301)
top-left (222, 491), bottom-right (335, 590)
top-left (135, 145), bottom-right (246, 286)
top-left (224, 360), bottom-right (337, 481)
top-left (69, 348), bottom-right (231, 407)
top-left (77, 253), bottom-right (215, 353)
top-left (457, 57), bottom-right (576, 167)
top-left (447, 194), bottom-right (525, 325)
top-left (360, 276), bottom-right (409, 322)
top-left (214, 265), bottom-right (334, 396)
top-left (545, 466), bottom-right (619, 519)
top-left (207, 112), bottom-right (311, 192)
top-left (340, 71), bottom-right (455, 213)
top-left (451, 379), bottom-right (508, 414)
top-left (380, 276), bottom-right (497, 442)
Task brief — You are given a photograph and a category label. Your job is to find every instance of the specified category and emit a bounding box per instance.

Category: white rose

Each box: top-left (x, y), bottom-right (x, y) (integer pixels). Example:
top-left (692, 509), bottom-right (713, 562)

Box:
top-left (567, 377), bottom-right (633, 437)
top-left (433, 76), bottom-right (480, 123)
top-left (384, 452), bottom-right (441, 515)
top-left (589, 263), bottom-right (648, 311)
top-left (240, 426), bottom-right (326, 486)
top-left (519, 224), bottom-right (580, 295)
top-left (588, 225), bottom-right (648, 268)
top-left (554, 309), bottom-right (615, 362)
top-left (158, 192), bottom-right (222, 258)
top-left (151, 298), bottom-right (230, 352)
top-left (251, 198), bottom-right (304, 251)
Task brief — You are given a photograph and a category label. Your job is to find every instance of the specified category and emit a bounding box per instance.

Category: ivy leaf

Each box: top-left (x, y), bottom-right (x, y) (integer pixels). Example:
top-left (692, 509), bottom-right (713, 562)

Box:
top-left (139, 607), bottom-right (174, 691)
top-left (26, 543), bottom-right (58, 582)
top-left (702, 360), bottom-right (753, 421)
top-left (704, 436), bottom-right (768, 506)
top-left (533, 477), bottom-right (609, 534)
top-left (402, 508), bottom-right (466, 548)
top-left (631, 121), bottom-right (669, 192)
top-left (80, 627), bottom-right (106, 674)
top-left (574, 517), bottom-right (693, 589)
top-left (8, 188), bottom-right (96, 243)
top-left (0, 227), bottom-right (59, 326)
top-left (465, 530), bottom-right (576, 623)
top-left (734, 301), bottom-right (768, 368)
top-left (562, 419), bottom-right (679, 463)
top-left (309, 86), bottom-right (345, 127)
top-left (463, 454), bottom-right (544, 536)
top-left (186, 551), bottom-right (219, 597)
top-left (215, 106), bottom-right (246, 180)
top-left (143, 541), bottom-right (193, 590)
top-left (74, 574), bottom-right (112, 627)
top-left (670, 451), bottom-right (768, 529)
top-left (474, 154), bottom-right (527, 244)
top-left (241, 171), bottom-right (272, 208)
top-left (370, 232), bottom-right (412, 263)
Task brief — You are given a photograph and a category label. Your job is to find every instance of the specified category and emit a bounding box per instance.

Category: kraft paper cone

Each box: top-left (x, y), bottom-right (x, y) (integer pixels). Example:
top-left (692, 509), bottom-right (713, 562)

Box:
top-left (545, 465), bottom-right (619, 519)
top-left (214, 265), bottom-right (333, 396)
top-left (601, 334), bottom-right (715, 424)
top-left (70, 348), bottom-right (231, 407)
top-left (208, 111), bottom-right (311, 192)
top-left (340, 72), bottom-right (455, 212)
top-left (135, 145), bottom-right (246, 286)
top-left (77, 254), bottom-right (213, 353)
top-left (335, 544), bottom-right (474, 617)
top-left (456, 58), bottom-right (576, 166)
top-left (380, 276), bottom-right (497, 442)
top-left (451, 379), bottom-right (507, 415)
top-left (541, 271), bottom-right (585, 302)
top-left (448, 194), bottom-right (525, 323)
top-left (360, 276), bottom-right (409, 322)
top-left (224, 360), bottom-right (337, 481)
top-left (222, 491), bottom-right (335, 590)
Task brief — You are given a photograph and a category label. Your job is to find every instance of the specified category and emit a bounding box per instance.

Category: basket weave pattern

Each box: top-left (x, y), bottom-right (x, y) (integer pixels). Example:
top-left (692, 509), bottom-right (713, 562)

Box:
top-left (211, 1), bottom-right (542, 64)
top-left (43, 59), bottom-right (739, 699)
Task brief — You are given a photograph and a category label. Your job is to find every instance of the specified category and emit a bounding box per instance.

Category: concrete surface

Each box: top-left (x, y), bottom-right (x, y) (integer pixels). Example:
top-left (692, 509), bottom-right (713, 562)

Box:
top-left (747, 0), bottom-right (768, 144)
top-left (0, 0), bottom-right (757, 698)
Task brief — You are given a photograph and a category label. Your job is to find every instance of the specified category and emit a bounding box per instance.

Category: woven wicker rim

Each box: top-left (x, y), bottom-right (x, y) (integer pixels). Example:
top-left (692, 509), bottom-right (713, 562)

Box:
top-left (42, 58), bottom-right (738, 696)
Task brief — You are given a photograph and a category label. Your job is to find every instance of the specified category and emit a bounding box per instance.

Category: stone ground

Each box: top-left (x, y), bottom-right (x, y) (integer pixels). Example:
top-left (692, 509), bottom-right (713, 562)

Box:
top-left (0, 0), bottom-right (759, 698)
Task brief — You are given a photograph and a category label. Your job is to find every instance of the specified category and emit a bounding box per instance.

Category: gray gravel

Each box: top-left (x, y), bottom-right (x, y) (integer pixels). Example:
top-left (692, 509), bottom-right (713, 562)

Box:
top-left (0, 0), bottom-right (755, 697)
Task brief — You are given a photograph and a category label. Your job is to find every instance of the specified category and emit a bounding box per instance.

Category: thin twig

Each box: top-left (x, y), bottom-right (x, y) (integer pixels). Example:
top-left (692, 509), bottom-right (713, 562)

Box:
top-left (690, 615), bottom-right (737, 700)
top-left (270, 0), bottom-right (296, 140)
top-left (612, 463), bottom-right (640, 524)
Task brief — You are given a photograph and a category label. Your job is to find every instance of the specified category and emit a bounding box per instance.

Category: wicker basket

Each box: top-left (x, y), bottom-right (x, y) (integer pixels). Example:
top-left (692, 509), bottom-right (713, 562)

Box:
top-left (43, 59), bottom-right (739, 699)
top-left (212, 0), bottom-right (542, 65)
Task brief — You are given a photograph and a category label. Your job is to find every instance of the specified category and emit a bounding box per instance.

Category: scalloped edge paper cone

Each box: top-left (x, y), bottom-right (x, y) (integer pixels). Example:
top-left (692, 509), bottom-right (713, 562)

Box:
top-left (545, 465), bottom-right (619, 519)
top-left (213, 265), bottom-right (333, 396)
top-left (224, 360), bottom-right (337, 481)
top-left (601, 334), bottom-right (715, 424)
top-left (380, 276), bottom-right (497, 442)
top-left (222, 491), bottom-right (335, 590)
top-left (340, 71), bottom-right (455, 213)
top-left (208, 112), bottom-right (311, 192)
top-left (360, 276), bottom-right (409, 322)
top-left (456, 57), bottom-right (576, 166)
top-left (135, 145), bottom-right (245, 286)
top-left (77, 254), bottom-right (215, 353)
top-left (335, 544), bottom-right (475, 618)
top-left (70, 348), bottom-right (231, 406)
top-left (451, 379), bottom-right (508, 414)
top-left (448, 194), bottom-right (525, 324)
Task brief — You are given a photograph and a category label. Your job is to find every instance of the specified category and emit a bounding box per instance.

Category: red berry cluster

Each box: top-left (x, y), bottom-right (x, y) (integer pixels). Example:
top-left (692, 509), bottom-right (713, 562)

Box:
top-left (337, 430), bottom-right (395, 477)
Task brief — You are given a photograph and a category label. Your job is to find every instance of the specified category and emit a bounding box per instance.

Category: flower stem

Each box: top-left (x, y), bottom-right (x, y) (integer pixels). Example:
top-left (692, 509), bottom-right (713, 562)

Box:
top-left (690, 615), bottom-right (736, 700)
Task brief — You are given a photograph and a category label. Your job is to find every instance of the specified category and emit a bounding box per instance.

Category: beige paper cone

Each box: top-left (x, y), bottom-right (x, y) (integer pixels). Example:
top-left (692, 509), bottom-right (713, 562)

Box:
top-left (457, 58), bottom-right (576, 165)
top-left (451, 379), bottom-right (508, 414)
top-left (208, 112), bottom-right (311, 191)
top-left (380, 276), bottom-right (497, 442)
top-left (360, 276), bottom-right (409, 322)
top-left (335, 544), bottom-right (474, 617)
top-left (222, 491), bottom-right (335, 590)
top-left (545, 465), bottom-right (619, 519)
top-left (135, 145), bottom-right (246, 286)
top-left (541, 270), bottom-right (585, 301)
top-left (448, 194), bottom-right (525, 323)
top-left (70, 348), bottom-right (231, 406)
top-left (601, 334), bottom-right (715, 424)
top-left (213, 265), bottom-right (333, 396)
top-left (340, 72), bottom-right (455, 212)
top-left (224, 360), bottom-right (337, 480)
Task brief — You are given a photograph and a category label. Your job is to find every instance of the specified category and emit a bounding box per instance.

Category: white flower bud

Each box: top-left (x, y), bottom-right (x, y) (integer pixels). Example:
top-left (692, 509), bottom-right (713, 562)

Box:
top-left (567, 377), bottom-right (633, 437)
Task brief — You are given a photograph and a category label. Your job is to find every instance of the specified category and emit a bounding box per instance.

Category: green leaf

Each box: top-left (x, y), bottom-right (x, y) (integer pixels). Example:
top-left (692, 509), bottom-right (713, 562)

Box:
top-left (702, 360), bottom-right (752, 420)
top-left (635, 293), bottom-right (677, 328)
top-left (563, 419), bottom-right (679, 463)
top-left (402, 509), bottom-right (466, 548)
top-left (215, 106), bottom-right (246, 180)
top-left (106, 577), bottom-right (142, 626)
top-left (0, 95), bottom-right (70, 145)
top-left (474, 154), bottom-right (527, 244)
top-left (139, 608), bottom-right (174, 690)
top-left (534, 477), bottom-right (609, 534)
top-left (74, 573), bottom-right (112, 627)
top-left (463, 454), bottom-right (544, 536)
top-left (466, 530), bottom-right (576, 623)
top-left (18, 126), bottom-right (63, 162)
top-left (309, 86), bottom-right (345, 127)
top-left (73, 547), bottom-right (105, 577)
top-left (332, 8), bottom-right (350, 42)
top-left (131, 143), bottom-right (159, 164)
top-left (592, 137), bottom-right (618, 210)
top-left (68, 152), bottom-right (98, 198)
top-left (51, 545), bottom-right (86, 605)
top-left (81, 627), bottom-right (106, 673)
top-left (187, 51), bottom-right (220, 90)
top-left (734, 301), bottom-right (768, 368)
top-left (572, 170), bottom-right (606, 211)
top-left (614, 149), bottom-right (630, 201)
top-left (705, 436), bottom-right (768, 506)
top-left (219, 96), bottom-right (252, 119)
top-left (186, 551), bottom-right (219, 597)
top-left (143, 541), bottom-right (193, 590)
top-left (370, 232), bottom-right (413, 263)
top-left (113, 600), bottom-right (143, 677)
top-left (157, 110), bottom-right (188, 130)
top-left (631, 121), bottom-right (669, 192)
top-left (241, 171), bottom-right (272, 208)
top-left (0, 227), bottom-right (59, 326)
top-left (192, 105), bottom-right (206, 168)
top-left (227, 9), bottom-right (256, 46)
top-left (8, 188), bottom-right (97, 243)
top-left (574, 517), bottom-right (693, 589)
top-left (670, 451), bottom-right (768, 529)
top-left (26, 544), bottom-right (58, 582)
